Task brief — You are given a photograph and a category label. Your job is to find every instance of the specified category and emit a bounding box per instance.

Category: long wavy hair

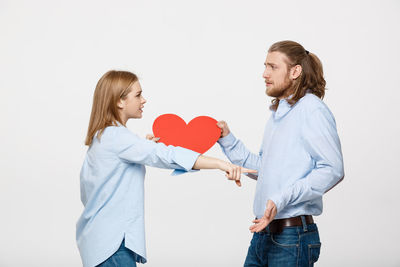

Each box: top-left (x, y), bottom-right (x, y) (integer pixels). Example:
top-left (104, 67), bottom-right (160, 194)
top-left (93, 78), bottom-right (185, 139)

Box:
top-left (268, 40), bottom-right (326, 111)
top-left (85, 70), bottom-right (138, 146)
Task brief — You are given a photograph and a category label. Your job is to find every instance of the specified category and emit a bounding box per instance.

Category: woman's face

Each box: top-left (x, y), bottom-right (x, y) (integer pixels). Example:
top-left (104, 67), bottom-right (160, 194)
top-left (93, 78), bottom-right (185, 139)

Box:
top-left (119, 81), bottom-right (146, 120)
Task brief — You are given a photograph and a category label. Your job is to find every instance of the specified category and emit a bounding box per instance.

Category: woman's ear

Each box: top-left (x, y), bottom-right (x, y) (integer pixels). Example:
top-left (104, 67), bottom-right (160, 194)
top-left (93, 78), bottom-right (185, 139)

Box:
top-left (290, 65), bottom-right (302, 80)
top-left (117, 99), bottom-right (125, 109)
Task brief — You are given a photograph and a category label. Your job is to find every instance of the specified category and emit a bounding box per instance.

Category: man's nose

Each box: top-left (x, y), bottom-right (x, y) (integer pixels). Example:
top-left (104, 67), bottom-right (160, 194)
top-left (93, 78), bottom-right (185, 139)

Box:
top-left (263, 68), bottom-right (270, 78)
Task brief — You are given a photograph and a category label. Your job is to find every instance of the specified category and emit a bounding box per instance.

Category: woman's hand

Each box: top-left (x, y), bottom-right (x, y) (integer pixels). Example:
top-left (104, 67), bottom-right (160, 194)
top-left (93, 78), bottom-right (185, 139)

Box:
top-left (219, 161), bottom-right (257, 187)
top-left (146, 134), bottom-right (160, 143)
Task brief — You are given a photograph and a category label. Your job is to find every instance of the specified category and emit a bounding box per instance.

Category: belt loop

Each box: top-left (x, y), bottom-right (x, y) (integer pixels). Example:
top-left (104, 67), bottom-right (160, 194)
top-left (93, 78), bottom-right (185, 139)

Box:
top-left (300, 215), bottom-right (308, 232)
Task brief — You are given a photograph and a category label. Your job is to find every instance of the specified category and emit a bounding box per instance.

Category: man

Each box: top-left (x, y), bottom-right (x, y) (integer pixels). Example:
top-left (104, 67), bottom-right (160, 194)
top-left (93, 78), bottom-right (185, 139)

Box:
top-left (217, 40), bottom-right (344, 266)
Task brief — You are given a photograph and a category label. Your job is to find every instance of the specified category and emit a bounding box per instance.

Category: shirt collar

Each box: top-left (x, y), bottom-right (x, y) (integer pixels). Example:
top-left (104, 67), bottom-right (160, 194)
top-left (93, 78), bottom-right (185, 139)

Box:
top-left (273, 98), bottom-right (292, 120)
top-left (272, 91), bottom-right (313, 120)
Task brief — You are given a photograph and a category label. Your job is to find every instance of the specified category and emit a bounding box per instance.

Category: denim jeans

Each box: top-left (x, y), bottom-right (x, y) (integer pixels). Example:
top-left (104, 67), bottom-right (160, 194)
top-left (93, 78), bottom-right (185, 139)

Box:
top-left (97, 239), bottom-right (141, 267)
top-left (244, 218), bottom-right (321, 267)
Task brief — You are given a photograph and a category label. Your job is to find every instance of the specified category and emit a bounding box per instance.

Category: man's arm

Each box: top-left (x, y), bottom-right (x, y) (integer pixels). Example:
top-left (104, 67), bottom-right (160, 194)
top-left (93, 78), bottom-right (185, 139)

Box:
top-left (250, 107), bottom-right (344, 232)
top-left (269, 107), bottom-right (344, 214)
top-left (325, 175), bottom-right (344, 193)
top-left (217, 121), bottom-right (262, 178)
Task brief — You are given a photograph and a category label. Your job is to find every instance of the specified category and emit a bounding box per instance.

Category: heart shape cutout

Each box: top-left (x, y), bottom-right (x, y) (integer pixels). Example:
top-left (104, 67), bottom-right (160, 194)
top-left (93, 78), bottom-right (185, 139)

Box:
top-left (152, 114), bottom-right (221, 154)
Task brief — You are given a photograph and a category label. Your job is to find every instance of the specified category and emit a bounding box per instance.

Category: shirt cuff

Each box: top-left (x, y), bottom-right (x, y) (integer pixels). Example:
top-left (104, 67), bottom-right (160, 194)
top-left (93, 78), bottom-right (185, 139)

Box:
top-left (171, 169), bottom-right (200, 176)
top-left (172, 146), bottom-right (201, 171)
top-left (217, 132), bottom-right (236, 147)
top-left (268, 193), bottom-right (287, 215)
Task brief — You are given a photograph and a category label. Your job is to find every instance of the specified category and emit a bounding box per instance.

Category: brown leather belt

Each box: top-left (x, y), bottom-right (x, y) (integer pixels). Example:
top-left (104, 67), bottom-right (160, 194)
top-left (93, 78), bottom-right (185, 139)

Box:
top-left (263, 215), bottom-right (314, 234)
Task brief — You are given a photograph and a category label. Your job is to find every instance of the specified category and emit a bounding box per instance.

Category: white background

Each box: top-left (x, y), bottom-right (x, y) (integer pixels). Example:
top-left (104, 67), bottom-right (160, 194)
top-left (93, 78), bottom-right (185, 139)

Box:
top-left (1, 0), bottom-right (399, 266)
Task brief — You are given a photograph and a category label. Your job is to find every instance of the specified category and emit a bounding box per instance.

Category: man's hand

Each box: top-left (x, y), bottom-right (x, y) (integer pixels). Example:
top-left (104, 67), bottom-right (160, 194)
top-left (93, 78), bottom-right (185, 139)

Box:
top-left (146, 134), bottom-right (160, 143)
top-left (249, 200), bottom-right (277, 233)
top-left (216, 121), bottom-right (230, 138)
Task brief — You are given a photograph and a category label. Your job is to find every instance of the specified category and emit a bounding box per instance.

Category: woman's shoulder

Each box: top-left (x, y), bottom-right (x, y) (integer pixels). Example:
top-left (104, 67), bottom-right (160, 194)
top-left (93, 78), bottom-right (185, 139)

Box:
top-left (102, 125), bottom-right (142, 145)
top-left (90, 126), bottom-right (137, 154)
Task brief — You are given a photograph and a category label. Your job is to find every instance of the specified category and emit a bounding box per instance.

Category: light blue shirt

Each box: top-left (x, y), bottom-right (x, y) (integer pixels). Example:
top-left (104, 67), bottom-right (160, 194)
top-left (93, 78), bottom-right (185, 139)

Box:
top-left (218, 93), bottom-right (344, 219)
top-left (76, 125), bottom-right (200, 267)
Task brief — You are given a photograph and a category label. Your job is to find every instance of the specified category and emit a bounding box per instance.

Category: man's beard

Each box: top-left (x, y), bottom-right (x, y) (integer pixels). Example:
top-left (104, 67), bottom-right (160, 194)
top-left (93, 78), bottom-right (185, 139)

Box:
top-left (266, 76), bottom-right (293, 99)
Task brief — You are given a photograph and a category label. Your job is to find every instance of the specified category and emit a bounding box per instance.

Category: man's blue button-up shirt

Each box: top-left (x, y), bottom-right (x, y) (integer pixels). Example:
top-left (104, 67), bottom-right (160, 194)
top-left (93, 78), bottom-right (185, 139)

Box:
top-left (218, 93), bottom-right (344, 219)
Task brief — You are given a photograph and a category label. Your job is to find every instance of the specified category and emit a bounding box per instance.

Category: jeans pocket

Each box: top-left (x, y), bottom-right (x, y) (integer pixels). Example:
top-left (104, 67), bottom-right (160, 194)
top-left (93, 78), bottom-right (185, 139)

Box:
top-left (308, 243), bottom-right (321, 265)
top-left (271, 231), bottom-right (299, 247)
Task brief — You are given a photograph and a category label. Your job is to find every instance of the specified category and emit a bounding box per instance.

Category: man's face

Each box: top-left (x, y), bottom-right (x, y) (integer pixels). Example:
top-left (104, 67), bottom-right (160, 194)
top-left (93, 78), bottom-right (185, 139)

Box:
top-left (263, 51), bottom-right (293, 99)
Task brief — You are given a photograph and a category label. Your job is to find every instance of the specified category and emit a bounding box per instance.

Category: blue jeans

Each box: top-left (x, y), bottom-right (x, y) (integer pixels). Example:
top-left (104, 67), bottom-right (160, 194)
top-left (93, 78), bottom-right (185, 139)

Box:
top-left (97, 239), bottom-right (141, 267)
top-left (244, 219), bottom-right (321, 267)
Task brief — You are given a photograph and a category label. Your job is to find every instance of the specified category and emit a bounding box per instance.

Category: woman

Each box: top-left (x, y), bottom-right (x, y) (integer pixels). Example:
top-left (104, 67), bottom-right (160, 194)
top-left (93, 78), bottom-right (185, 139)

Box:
top-left (76, 70), bottom-right (254, 267)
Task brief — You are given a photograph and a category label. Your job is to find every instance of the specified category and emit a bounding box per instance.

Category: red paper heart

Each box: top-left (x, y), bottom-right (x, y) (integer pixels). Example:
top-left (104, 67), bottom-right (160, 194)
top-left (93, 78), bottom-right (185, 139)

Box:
top-left (152, 114), bottom-right (221, 154)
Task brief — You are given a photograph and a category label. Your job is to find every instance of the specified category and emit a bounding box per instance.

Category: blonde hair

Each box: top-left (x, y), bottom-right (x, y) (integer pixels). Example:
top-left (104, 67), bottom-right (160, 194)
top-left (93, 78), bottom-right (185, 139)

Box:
top-left (85, 70), bottom-right (138, 146)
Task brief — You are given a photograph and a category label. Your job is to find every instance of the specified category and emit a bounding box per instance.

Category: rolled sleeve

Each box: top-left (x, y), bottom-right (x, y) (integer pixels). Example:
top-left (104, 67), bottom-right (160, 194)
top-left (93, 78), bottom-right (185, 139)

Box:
top-left (169, 146), bottom-right (201, 172)
top-left (115, 127), bottom-right (200, 171)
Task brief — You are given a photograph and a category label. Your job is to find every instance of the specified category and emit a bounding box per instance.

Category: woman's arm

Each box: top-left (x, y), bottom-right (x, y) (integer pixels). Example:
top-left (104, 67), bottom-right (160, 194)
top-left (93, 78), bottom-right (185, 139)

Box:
top-left (193, 155), bottom-right (256, 186)
top-left (117, 127), bottom-right (256, 186)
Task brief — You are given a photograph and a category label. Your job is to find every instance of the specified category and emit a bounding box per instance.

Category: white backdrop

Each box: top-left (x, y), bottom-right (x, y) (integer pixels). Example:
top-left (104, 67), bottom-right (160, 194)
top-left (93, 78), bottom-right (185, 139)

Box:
top-left (1, 0), bottom-right (399, 266)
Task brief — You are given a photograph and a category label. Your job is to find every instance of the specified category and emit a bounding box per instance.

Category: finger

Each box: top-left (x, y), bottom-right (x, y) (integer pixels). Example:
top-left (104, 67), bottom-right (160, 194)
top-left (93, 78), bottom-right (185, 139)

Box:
top-left (249, 224), bottom-right (258, 231)
top-left (250, 225), bottom-right (258, 233)
top-left (252, 223), bottom-right (265, 233)
top-left (227, 168), bottom-right (234, 180)
top-left (253, 222), bottom-right (267, 233)
top-left (145, 134), bottom-right (154, 140)
top-left (216, 121), bottom-right (225, 128)
top-left (235, 180), bottom-right (241, 187)
top-left (241, 168), bottom-right (258, 174)
top-left (253, 226), bottom-right (263, 233)
top-left (236, 167), bottom-right (241, 181)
